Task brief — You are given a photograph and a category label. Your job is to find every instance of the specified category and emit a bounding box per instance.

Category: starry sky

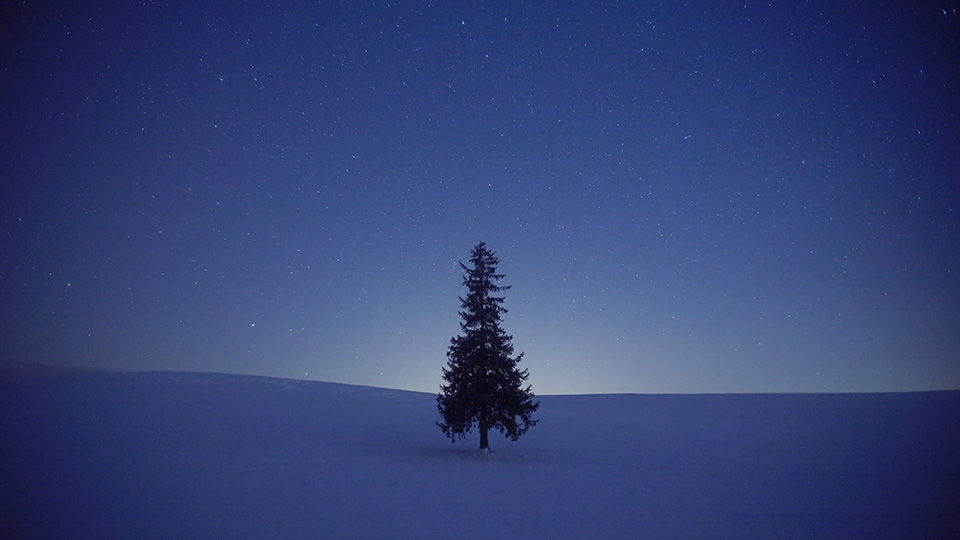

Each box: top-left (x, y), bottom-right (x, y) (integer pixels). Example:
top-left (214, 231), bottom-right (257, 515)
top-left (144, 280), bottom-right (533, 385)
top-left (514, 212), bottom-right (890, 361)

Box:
top-left (2, 1), bottom-right (958, 394)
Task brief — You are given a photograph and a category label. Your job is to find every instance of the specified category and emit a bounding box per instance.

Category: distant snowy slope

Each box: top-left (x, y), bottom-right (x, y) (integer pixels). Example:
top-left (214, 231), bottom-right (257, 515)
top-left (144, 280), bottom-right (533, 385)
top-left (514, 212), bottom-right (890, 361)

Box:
top-left (2, 371), bottom-right (958, 539)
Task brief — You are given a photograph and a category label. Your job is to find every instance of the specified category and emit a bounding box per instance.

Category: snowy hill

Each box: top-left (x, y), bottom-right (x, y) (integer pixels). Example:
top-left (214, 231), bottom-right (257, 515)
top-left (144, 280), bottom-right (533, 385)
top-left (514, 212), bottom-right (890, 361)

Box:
top-left (2, 371), bottom-right (958, 539)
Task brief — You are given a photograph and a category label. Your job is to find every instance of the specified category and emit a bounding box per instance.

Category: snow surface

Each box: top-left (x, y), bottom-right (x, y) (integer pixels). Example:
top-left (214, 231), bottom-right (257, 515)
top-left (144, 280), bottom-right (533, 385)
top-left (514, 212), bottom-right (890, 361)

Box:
top-left (2, 371), bottom-right (958, 539)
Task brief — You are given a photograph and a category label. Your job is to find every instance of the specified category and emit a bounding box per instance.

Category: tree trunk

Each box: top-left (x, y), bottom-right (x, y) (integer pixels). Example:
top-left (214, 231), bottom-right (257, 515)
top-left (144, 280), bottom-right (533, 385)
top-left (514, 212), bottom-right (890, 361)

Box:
top-left (479, 425), bottom-right (489, 450)
top-left (479, 410), bottom-right (490, 450)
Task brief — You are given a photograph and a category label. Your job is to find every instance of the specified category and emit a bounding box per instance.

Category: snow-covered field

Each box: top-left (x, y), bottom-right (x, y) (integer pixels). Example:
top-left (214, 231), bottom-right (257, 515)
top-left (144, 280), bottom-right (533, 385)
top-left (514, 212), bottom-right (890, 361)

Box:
top-left (2, 371), bottom-right (958, 539)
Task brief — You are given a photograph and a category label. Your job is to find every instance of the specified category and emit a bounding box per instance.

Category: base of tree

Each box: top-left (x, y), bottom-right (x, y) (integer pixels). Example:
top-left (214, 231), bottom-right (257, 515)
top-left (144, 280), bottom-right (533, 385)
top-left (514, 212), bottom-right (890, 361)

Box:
top-left (468, 448), bottom-right (492, 459)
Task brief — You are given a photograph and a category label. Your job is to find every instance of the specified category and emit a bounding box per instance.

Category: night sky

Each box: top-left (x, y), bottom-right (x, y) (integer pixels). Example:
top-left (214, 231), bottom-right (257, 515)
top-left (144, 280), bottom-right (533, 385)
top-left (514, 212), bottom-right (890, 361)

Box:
top-left (2, 1), bottom-right (958, 394)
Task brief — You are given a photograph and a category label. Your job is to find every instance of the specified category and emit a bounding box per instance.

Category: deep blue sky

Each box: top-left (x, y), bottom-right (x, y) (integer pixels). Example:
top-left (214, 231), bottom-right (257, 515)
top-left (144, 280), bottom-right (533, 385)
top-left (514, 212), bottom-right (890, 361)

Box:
top-left (2, 1), bottom-right (958, 393)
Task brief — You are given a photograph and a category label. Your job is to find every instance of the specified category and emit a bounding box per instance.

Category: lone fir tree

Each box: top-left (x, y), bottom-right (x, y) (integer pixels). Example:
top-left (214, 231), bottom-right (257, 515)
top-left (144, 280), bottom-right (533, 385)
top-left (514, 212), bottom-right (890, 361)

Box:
top-left (438, 242), bottom-right (539, 451)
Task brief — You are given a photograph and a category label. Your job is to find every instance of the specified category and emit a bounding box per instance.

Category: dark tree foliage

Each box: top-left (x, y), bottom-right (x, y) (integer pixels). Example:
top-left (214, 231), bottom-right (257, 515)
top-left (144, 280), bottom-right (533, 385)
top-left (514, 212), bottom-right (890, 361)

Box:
top-left (437, 242), bottom-right (539, 450)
